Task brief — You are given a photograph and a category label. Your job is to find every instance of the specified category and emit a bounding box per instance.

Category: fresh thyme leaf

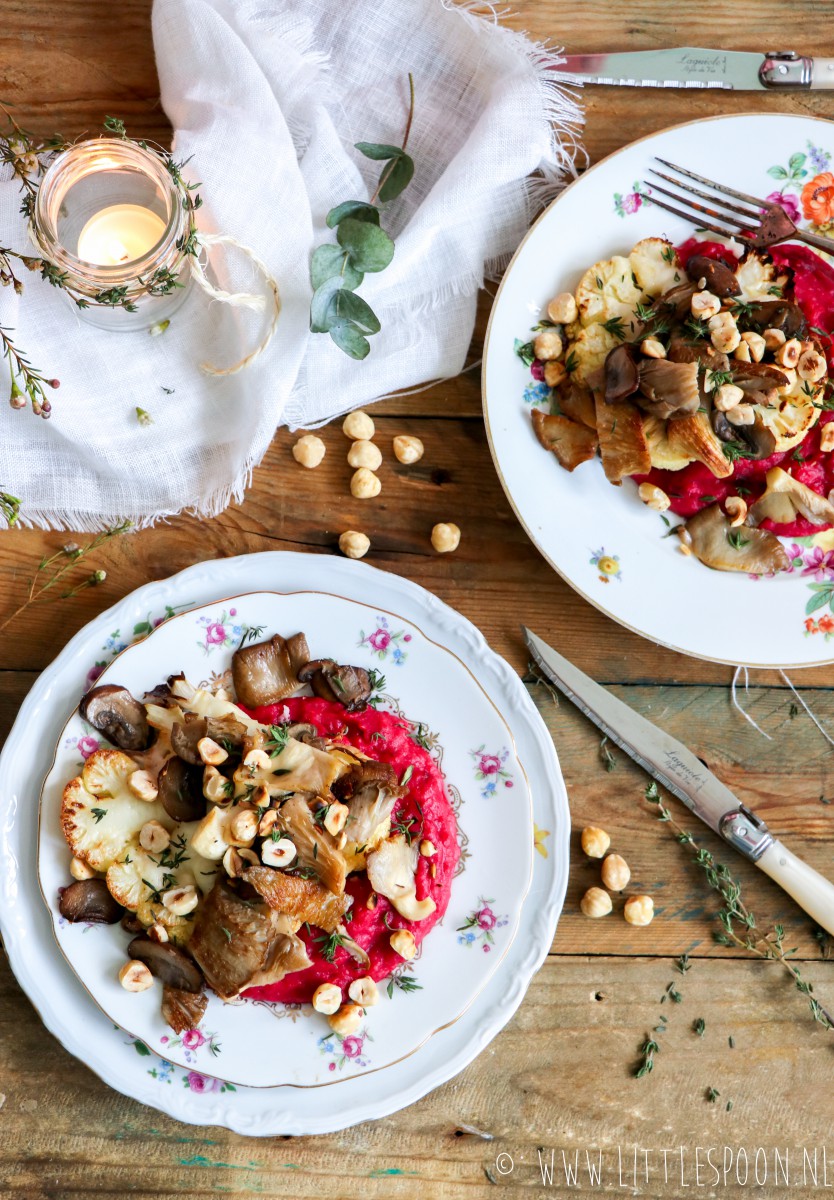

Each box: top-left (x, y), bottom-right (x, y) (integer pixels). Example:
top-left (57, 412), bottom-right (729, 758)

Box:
top-left (728, 1035), bottom-right (735, 1049)
top-left (722, 441), bottom-right (749, 464)
top-left (707, 1087), bottom-right (720, 1104)
top-left (411, 723), bottom-right (432, 750)
top-left (91, 807), bottom-right (107, 823)
top-left (661, 245), bottom-right (676, 264)
top-left (313, 929), bottom-right (351, 962)
top-left (399, 764), bottom-right (414, 788)
top-left (221, 926), bottom-right (232, 943)
top-left (693, 1017), bottom-right (706, 1037)
top-left (514, 339), bottom-right (536, 368)
top-left (602, 315), bottom-right (627, 341)
top-left (676, 953), bottom-right (691, 975)
top-left (565, 350), bottom-right (578, 374)
top-left (599, 736), bottom-right (616, 773)
top-left (634, 1037), bottom-right (659, 1078)
top-left (387, 973), bottom-right (422, 997)
top-left (266, 723), bottom-right (290, 758)
top-left (727, 529), bottom-right (750, 551)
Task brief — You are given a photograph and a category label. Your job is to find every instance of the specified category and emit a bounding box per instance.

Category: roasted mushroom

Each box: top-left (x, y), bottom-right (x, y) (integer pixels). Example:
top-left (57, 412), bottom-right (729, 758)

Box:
top-left (603, 343), bottom-right (639, 404)
top-left (273, 794), bottom-right (347, 894)
top-left (231, 633), bottom-right (310, 708)
top-left (593, 393), bottom-right (651, 484)
top-left (682, 504), bottom-right (789, 573)
top-left (729, 361), bottom-right (790, 394)
top-left (749, 467), bottom-right (834, 528)
top-left (59, 878), bottom-right (124, 924)
top-left (79, 685), bottom-right (151, 752)
top-left (636, 359), bottom-right (700, 419)
top-left (741, 300), bottom-right (805, 338)
top-left (243, 866), bottom-right (351, 932)
top-left (712, 410), bottom-right (777, 460)
top-left (157, 756), bottom-right (205, 822)
top-left (170, 713), bottom-right (209, 765)
top-left (666, 413), bottom-right (734, 479)
top-left (531, 410), bottom-right (598, 472)
top-left (556, 382), bottom-right (597, 429)
top-left (685, 255), bottom-right (741, 299)
top-left (127, 935), bottom-right (204, 992)
top-left (161, 985), bottom-right (208, 1034)
top-left (297, 659), bottom-right (373, 712)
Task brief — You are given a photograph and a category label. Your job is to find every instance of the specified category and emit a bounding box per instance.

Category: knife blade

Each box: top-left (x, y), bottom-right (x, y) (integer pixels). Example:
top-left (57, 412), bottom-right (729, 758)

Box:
top-left (550, 48), bottom-right (834, 91)
top-left (523, 626), bottom-right (834, 936)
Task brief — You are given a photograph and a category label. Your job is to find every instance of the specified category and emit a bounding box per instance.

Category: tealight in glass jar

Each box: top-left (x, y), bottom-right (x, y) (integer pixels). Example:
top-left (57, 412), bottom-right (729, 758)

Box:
top-left (32, 139), bottom-right (193, 332)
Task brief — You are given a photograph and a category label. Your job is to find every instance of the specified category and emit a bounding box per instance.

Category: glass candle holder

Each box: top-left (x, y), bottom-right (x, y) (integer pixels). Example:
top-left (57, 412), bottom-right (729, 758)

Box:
top-left (32, 139), bottom-right (193, 332)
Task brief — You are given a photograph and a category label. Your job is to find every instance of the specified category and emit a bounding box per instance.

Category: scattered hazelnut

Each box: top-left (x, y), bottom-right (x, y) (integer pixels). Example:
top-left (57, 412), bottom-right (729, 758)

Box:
top-left (601, 853), bottom-right (631, 892)
top-left (198, 736), bottom-right (228, 766)
top-left (69, 856), bottom-right (96, 881)
top-left (637, 482), bottom-right (670, 512)
top-left (726, 405), bottom-right (755, 427)
top-left (339, 530), bottom-right (371, 559)
top-left (350, 467), bottom-right (381, 499)
top-left (347, 439), bottom-right (382, 470)
top-left (393, 434), bottom-right (425, 464)
top-left (389, 929), bottom-right (417, 960)
top-left (707, 311), bottom-right (740, 353)
top-left (640, 337), bottom-right (666, 360)
top-left (258, 809), bottom-right (279, 837)
top-left (203, 766), bottom-right (231, 803)
top-left (348, 977), bottom-right (379, 1007)
top-left (798, 347), bottom-right (827, 383)
top-left (419, 839), bottom-right (436, 858)
top-left (323, 800), bottom-right (349, 836)
top-left (342, 410), bottom-right (375, 441)
top-left (544, 360), bottom-right (568, 388)
top-left (119, 960), bottom-right (154, 992)
top-left (580, 826), bottom-right (610, 859)
top-left (691, 290), bottom-right (721, 320)
top-left (821, 423), bottom-right (834, 453)
top-left (775, 337), bottom-right (801, 369)
top-left (328, 1002), bottom-right (364, 1035)
top-left (733, 340), bottom-right (751, 363)
top-left (229, 808), bottom-right (259, 845)
top-left (139, 820), bottom-right (170, 854)
top-left (148, 921), bottom-right (169, 944)
top-left (580, 887), bottom-right (612, 918)
top-left (128, 769), bottom-right (159, 803)
top-left (292, 433), bottom-right (326, 469)
top-left (714, 383), bottom-right (746, 412)
top-left (261, 837), bottom-right (297, 868)
top-left (740, 331), bottom-right (766, 362)
top-left (533, 329), bottom-right (563, 361)
top-left (162, 885), bottom-right (199, 916)
top-left (624, 895), bottom-right (655, 927)
top-left (312, 982), bottom-right (342, 1016)
top-left (763, 327), bottom-right (787, 350)
top-left (431, 522), bottom-right (461, 553)
top-left (546, 292), bottom-right (578, 325)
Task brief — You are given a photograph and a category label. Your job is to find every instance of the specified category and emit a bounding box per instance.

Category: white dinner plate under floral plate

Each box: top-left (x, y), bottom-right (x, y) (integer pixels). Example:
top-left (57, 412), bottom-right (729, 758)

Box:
top-left (38, 589), bottom-right (533, 1089)
top-left (0, 553), bottom-right (568, 1132)
top-left (484, 113), bottom-right (834, 668)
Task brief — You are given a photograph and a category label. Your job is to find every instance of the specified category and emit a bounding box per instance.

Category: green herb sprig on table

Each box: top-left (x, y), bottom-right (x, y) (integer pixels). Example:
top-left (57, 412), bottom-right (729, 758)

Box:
top-left (309, 74), bottom-right (415, 360)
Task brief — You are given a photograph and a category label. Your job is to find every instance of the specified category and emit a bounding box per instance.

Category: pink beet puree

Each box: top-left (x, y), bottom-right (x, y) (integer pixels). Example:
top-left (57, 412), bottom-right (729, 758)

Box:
top-left (635, 239), bottom-right (834, 536)
top-left (241, 697), bottom-right (460, 1003)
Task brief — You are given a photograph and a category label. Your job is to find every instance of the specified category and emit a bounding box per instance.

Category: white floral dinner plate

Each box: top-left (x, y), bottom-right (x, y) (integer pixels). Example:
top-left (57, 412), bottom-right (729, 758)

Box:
top-left (38, 589), bottom-right (533, 1089)
top-left (484, 113), bottom-right (834, 668)
top-left (0, 553), bottom-right (569, 1131)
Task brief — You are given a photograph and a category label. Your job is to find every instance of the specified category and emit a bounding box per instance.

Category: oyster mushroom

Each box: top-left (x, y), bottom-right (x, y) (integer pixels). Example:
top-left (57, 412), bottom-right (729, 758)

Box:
top-left (297, 659), bottom-right (373, 712)
top-left (531, 410), bottom-right (598, 472)
top-left (636, 358), bottom-right (700, 419)
top-left (79, 685), bottom-right (151, 752)
top-left (729, 361), bottom-right (790, 394)
top-left (741, 300), bottom-right (805, 338)
top-left (666, 413), bottom-right (734, 479)
top-left (242, 866), bottom-right (350, 933)
top-left (656, 280), bottom-right (698, 319)
top-left (749, 467), bottom-right (834, 528)
top-left (711, 410), bottom-right (777, 460)
top-left (161, 985), bottom-right (208, 1034)
top-left (683, 504), bottom-right (789, 573)
top-left (272, 794), bottom-right (347, 895)
top-left (603, 343), bottom-right (639, 404)
top-left (685, 255), bottom-right (742, 299)
top-left (170, 713), bottom-right (209, 765)
top-left (127, 935), bottom-right (204, 992)
top-left (158, 756), bottom-right (205, 822)
top-left (231, 633), bottom-right (309, 708)
top-left (593, 393), bottom-right (651, 484)
top-left (59, 878), bottom-right (124, 924)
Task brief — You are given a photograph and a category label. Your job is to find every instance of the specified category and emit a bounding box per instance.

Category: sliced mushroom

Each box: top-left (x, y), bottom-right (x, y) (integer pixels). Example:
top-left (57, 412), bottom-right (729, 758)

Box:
top-left (683, 504), bottom-right (789, 573)
top-left (685, 255), bottom-right (741, 298)
top-left (161, 985), bottom-right (208, 1034)
top-left (284, 721), bottom-right (325, 748)
top-left (740, 300), bottom-right (805, 338)
top-left (158, 756), bottom-right (205, 822)
top-left (332, 760), bottom-right (399, 802)
top-left (636, 358), bottom-right (700, 419)
top-left (59, 878), bottom-right (124, 924)
top-left (667, 332), bottom-right (729, 375)
top-left (297, 660), bottom-right (373, 712)
top-left (666, 412), bottom-right (734, 479)
top-left (127, 935), bottom-right (204, 992)
top-left (334, 924), bottom-right (371, 968)
top-left (189, 880), bottom-right (295, 1000)
top-left (273, 794), bottom-right (347, 895)
top-left (556, 382), bottom-right (597, 430)
top-left (242, 866), bottom-right (350, 933)
top-left (170, 713), bottom-right (209, 765)
top-left (603, 343), bottom-right (639, 404)
top-left (231, 634), bottom-right (307, 708)
top-left (655, 280), bottom-right (698, 319)
top-left (531, 410), bottom-right (599, 472)
top-left (121, 910), bottom-right (145, 935)
top-left (79, 685), bottom-right (151, 752)
top-left (593, 393), bottom-right (651, 484)
top-left (730, 361), bottom-right (790, 394)
top-left (749, 467), bottom-right (834, 528)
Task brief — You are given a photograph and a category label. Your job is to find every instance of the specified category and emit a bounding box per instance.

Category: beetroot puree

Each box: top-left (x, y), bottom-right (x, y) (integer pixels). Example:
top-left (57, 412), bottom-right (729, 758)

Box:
top-left (635, 239), bottom-right (834, 536)
top-left (241, 698), bottom-right (460, 1003)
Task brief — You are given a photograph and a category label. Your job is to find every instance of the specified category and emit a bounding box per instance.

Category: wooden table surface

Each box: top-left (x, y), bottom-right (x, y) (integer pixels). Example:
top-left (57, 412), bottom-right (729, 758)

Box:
top-left (4, 2), bottom-right (834, 1196)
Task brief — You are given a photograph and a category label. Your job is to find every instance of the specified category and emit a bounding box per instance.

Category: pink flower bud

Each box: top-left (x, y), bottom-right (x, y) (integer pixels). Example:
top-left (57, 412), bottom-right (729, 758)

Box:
top-left (49, 379), bottom-right (60, 389)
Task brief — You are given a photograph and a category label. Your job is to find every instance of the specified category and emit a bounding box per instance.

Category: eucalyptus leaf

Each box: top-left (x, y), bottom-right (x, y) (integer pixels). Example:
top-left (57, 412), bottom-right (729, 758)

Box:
top-left (326, 201), bottom-right (380, 228)
top-left (332, 288), bottom-right (381, 334)
top-left (355, 142), bottom-right (404, 161)
top-left (330, 320), bottom-right (371, 359)
top-left (379, 153), bottom-right (415, 203)
top-left (337, 218), bottom-right (395, 273)
top-left (311, 244), bottom-right (363, 291)
top-left (310, 276), bottom-right (347, 332)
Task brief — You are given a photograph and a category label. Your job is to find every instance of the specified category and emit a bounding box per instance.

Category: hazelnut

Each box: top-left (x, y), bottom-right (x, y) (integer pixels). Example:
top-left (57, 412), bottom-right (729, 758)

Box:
top-left (740, 331), bottom-right (766, 362)
top-left (624, 895), bottom-right (655, 926)
top-left (707, 311), bottom-right (740, 354)
top-left (119, 960), bottom-right (154, 992)
top-left (128, 769), bottom-right (159, 803)
top-left (258, 809), bottom-right (279, 837)
top-left (261, 837), bottom-right (297, 868)
top-left (338, 530), bottom-right (371, 560)
top-left (580, 886), bottom-right (612, 918)
top-left (292, 433), bottom-right (326, 469)
top-left (350, 467), bottom-right (381, 499)
top-left (798, 347), bottom-right (827, 383)
top-left (763, 327), bottom-right (787, 350)
top-left (162, 885), bottom-right (199, 916)
top-left (733, 340), bottom-right (751, 363)
top-left (393, 434), bottom-right (424, 464)
top-left (328, 1002), bottom-right (364, 1035)
top-left (546, 292), bottom-right (578, 325)
top-left (640, 337), bottom-right (666, 360)
top-left (139, 820), bottom-right (170, 854)
top-left (775, 337), bottom-right (801, 369)
top-left (147, 921), bottom-right (169, 944)
top-left (580, 826), bottom-right (610, 859)
top-left (419, 839), bottom-right (436, 857)
top-left (348, 977), bottom-right (379, 1007)
top-left (637, 482), bottom-right (670, 512)
top-left (601, 853), bottom-right (631, 892)
top-left (544, 360), bottom-right (568, 388)
top-left (197, 736), bottom-right (228, 766)
top-left (533, 328), bottom-right (563, 361)
top-left (389, 929), bottom-right (417, 960)
top-left (69, 856), bottom-right (96, 881)
top-left (714, 383), bottom-right (746, 412)
top-left (821, 423), bottom-right (834, 453)
top-left (342, 410), bottom-right (375, 441)
top-left (229, 808), bottom-right (259, 845)
top-left (691, 290), bottom-right (721, 320)
top-left (726, 405), bottom-right (755, 427)
top-left (203, 766), bottom-right (232, 803)
top-left (431, 522), bottom-right (461, 553)
top-left (347, 439), bottom-right (382, 470)
top-left (323, 800), bottom-right (349, 836)
top-left (312, 982), bottom-right (342, 1015)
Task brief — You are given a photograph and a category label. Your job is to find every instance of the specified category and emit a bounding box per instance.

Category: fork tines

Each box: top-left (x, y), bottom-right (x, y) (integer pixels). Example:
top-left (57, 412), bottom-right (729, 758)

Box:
top-left (643, 157), bottom-right (771, 241)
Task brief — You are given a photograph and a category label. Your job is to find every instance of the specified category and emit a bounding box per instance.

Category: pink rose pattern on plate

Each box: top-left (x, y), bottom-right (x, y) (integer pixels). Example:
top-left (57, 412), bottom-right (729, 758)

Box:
top-left (318, 1026), bottom-right (374, 1071)
top-left (161, 1027), bottom-right (222, 1063)
top-left (457, 896), bottom-right (509, 952)
top-left (126, 1036), bottom-right (236, 1091)
top-left (469, 744), bottom-right (513, 798)
top-left (358, 614), bottom-right (410, 665)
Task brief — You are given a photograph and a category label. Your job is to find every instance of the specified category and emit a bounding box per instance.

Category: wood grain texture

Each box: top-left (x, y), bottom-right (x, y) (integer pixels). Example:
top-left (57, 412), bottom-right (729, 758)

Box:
top-left (4, 1), bottom-right (834, 1195)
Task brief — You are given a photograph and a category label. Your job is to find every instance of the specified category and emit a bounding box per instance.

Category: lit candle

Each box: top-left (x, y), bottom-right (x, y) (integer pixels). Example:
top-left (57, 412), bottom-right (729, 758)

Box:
top-left (76, 204), bottom-right (166, 267)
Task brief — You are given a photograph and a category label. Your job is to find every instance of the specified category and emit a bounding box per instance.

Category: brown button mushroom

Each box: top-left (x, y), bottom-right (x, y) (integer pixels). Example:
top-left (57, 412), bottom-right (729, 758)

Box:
top-left (59, 878), bottom-right (124, 924)
top-left (157, 756), bottom-right (205, 822)
top-left (79, 684), bottom-right (151, 751)
top-left (127, 936), bottom-right (204, 993)
top-left (231, 633), bottom-right (310, 708)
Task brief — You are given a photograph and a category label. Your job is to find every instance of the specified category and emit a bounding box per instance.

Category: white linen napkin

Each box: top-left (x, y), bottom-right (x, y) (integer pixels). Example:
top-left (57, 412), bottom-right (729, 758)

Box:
top-left (0, 0), bottom-right (581, 530)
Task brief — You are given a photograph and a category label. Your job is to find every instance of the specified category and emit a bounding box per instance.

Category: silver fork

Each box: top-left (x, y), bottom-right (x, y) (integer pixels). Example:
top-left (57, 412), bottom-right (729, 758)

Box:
top-left (643, 157), bottom-right (834, 255)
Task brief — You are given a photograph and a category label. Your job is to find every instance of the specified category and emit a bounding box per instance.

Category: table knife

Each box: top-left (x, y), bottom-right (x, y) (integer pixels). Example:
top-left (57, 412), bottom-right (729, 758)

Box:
top-left (523, 627), bottom-right (834, 937)
top-left (550, 48), bottom-right (834, 91)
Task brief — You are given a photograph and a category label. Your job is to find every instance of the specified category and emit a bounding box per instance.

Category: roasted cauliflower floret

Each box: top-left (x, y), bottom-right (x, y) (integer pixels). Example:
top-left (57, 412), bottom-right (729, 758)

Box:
top-left (629, 237), bottom-right (682, 298)
top-left (366, 834), bottom-right (436, 922)
top-left (569, 323), bottom-right (619, 385)
top-left (642, 414), bottom-right (694, 471)
top-left (575, 255), bottom-right (643, 329)
top-left (734, 250), bottom-right (789, 302)
top-left (61, 749), bottom-right (172, 872)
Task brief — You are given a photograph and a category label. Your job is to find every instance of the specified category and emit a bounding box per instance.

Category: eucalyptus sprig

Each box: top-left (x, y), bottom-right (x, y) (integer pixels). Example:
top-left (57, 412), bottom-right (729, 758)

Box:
top-left (309, 73), bottom-right (415, 359)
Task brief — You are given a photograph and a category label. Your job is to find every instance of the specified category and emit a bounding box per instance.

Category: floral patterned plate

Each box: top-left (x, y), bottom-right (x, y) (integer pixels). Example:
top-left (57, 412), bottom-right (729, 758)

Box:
top-left (484, 113), bottom-right (834, 667)
top-left (36, 588), bottom-right (533, 1090)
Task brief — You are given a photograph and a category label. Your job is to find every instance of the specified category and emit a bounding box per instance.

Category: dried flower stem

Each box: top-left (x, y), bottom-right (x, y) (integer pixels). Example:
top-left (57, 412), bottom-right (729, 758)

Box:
top-left (0, 521), bottom-right (131, 634)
